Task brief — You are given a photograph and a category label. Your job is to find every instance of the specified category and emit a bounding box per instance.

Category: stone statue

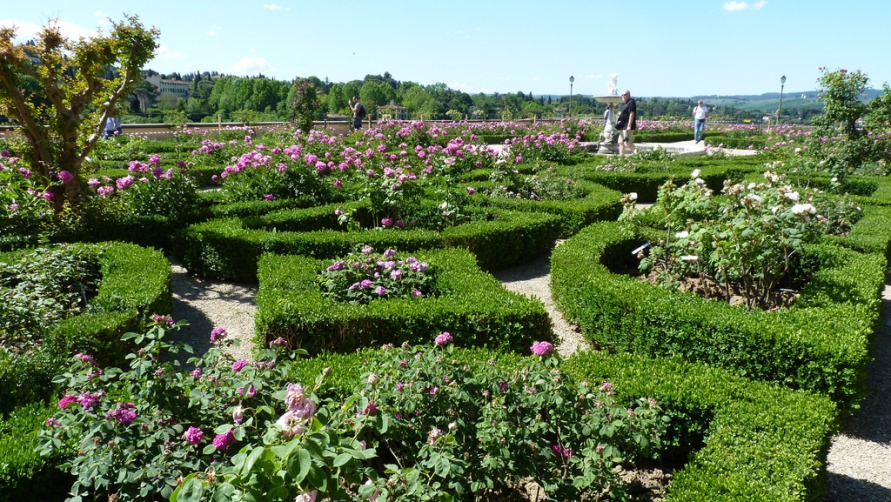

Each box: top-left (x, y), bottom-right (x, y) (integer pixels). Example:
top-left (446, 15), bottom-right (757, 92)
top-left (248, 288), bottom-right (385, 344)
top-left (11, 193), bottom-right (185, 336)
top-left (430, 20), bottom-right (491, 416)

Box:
top-left (607, 73), bottom-right (618, 96)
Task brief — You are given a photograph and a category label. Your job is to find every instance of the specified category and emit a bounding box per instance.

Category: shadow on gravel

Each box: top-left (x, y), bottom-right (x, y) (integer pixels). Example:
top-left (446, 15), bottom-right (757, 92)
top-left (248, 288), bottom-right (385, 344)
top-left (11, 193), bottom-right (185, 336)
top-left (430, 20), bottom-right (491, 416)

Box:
top-left (492, 252), bottom-right (551, 283)
top-left (826, 472), bottom-right (891, 502)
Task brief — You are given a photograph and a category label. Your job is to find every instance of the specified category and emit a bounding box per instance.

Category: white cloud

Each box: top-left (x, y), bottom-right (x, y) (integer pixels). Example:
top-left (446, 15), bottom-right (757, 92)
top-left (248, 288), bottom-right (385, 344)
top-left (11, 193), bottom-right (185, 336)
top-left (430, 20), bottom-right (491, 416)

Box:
top-left (207, 26), bottom-right (221, 36)
top-left (723, 1), bottom-right (766, 11)
top-left (155, 44), bottom-right (188, 60)
top-left (0, 19), bottom-right (100, 42)
top-left (226, 56), bottom-right (271, 76)
top-left (263, 3), bottom-right (290, 11)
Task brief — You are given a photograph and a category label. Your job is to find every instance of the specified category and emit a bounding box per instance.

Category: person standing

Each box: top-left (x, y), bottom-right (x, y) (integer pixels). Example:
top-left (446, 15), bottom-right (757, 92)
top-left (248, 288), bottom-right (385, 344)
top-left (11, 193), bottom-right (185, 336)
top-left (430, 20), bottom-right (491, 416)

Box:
top-left (104, 113), bottom-right (121, 139)
top-left (693, 100), bottom-right (708, 144)
top-left (615, 89), bottom-right (637, 155)
top-left (350, 96), bottom-right (366, 131)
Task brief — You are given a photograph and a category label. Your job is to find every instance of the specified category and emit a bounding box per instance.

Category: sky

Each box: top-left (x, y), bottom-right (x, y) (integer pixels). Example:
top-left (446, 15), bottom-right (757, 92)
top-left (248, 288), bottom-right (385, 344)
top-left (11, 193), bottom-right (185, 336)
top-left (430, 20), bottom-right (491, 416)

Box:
top-left (2, 0), bottom-right (890, 99)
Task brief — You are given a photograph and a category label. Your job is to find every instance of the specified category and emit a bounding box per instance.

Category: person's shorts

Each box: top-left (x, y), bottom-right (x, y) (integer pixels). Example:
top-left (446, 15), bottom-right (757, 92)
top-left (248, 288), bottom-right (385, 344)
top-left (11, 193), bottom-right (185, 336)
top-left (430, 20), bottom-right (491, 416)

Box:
top-left (620, 130), bottom-right (634, 143)
top-left (353, 118), bottom-right (362, 130)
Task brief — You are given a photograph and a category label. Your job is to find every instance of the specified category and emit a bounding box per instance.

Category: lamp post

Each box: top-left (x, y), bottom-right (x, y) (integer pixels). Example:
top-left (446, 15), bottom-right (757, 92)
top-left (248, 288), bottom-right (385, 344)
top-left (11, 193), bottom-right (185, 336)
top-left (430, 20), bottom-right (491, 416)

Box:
top-left (569, 75), bottom-right (575, 119)
top-left (777, 75), bottom-right (786, 127)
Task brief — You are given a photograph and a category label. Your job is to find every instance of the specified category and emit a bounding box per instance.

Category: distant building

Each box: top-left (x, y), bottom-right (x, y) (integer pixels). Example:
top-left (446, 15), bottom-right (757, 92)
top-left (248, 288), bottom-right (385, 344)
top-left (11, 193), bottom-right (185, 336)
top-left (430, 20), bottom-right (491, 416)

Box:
top-left (145, 76), bottom-right (190, 100)
top-left (378, 102), bottom-right (409, 121)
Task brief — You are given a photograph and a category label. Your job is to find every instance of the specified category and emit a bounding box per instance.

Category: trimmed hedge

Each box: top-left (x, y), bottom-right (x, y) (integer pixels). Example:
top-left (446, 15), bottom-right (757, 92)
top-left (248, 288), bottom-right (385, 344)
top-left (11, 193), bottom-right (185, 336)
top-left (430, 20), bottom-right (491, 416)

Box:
top-left (176, 204), bottom-right (562, 282)
top-left (255, 248), bottom-right (553, 354)
top-left (0, 242), bottom-right (171, 412)
top-left (550, 221), bottom-right (885, 412)
top-left (563, 351), bottom-right (838, 502)
top-left (470, 180), bottom-right (623, 238)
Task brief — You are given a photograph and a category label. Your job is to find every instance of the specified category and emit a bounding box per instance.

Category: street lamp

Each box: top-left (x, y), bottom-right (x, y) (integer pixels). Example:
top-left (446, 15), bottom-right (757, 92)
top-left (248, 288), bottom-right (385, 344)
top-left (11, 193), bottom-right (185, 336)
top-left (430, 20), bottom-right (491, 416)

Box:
top-left (569, 75), bottom-right (575, 119)
top-left (777, 75), bottom-right (786, 127)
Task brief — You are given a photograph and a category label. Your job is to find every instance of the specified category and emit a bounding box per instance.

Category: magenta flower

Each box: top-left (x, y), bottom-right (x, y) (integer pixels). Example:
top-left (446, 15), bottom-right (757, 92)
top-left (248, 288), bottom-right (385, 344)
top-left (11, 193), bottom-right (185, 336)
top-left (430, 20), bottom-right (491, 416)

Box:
top-left (183, 426), bottom-right (204, 445)
top-left (210, 326), bottom-right (227, 343)
top-left (42, 191), bottom-right (55, 202)
top-left (375, 285), bottom-right (387, 296)
top-left (105, 403), bottom-right (137, 424)
top-left (360, 279), bottom-right (373, 288)
top-left (530, 341), bottom-right (554, 356)
top-left (77, 392), bottom-right (100, 411)
top-left (190, 367), bottom-right (203, 379)
top-left (232, 359), bottom-right (248, 373)
top-left (600, 381), bottom-right (613, 393)
top-left (263, 193), bottom-right (275, 201)
top-left (466, 186), bottom-right (476, 195)
top-left (435, 332), bottom-right (453, 346)
top-left (58, 395), bottom-right (78, 409)
top-left (45, 417), bottom-right (61, 427)
top-left (381, 217), bottom-right (393, 227)
top-left (212, 429), bottom-right (236, 451)
top-left (58, 170), bottom-right (74, 183)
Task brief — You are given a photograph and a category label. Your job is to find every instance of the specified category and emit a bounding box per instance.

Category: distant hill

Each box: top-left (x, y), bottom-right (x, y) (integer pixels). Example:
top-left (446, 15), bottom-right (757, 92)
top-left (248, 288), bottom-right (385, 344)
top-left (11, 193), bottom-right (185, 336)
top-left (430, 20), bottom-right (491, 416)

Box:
top-left (679, 89), bottom-right (884, 114)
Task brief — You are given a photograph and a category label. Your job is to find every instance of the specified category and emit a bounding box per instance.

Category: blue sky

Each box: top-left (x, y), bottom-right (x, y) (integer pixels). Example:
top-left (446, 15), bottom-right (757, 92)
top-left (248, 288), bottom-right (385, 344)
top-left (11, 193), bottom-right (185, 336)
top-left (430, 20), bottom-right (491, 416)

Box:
top-left (3, 1), bottom-right (889, 98)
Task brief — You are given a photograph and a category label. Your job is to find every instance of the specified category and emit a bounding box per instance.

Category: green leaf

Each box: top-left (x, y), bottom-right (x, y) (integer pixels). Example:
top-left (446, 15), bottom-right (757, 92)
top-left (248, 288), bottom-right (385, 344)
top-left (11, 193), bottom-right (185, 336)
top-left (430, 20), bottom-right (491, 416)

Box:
top-left (333, 452), bottom-right (352, 467)
top-left (293, 448), bottom-right (311, 484)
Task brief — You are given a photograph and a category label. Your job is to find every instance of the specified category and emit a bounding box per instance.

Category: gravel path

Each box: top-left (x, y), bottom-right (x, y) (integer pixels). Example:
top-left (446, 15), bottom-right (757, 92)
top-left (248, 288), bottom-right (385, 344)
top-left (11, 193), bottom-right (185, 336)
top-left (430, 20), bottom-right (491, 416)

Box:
top-left (166, 255), bottom-right (891, 499)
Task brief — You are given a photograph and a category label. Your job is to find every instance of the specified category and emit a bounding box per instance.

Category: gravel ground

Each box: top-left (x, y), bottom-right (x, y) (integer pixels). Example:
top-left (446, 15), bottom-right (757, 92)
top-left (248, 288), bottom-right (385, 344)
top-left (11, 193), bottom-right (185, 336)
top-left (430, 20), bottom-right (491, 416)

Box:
top-left (167, 255), bottom-right (891, 499)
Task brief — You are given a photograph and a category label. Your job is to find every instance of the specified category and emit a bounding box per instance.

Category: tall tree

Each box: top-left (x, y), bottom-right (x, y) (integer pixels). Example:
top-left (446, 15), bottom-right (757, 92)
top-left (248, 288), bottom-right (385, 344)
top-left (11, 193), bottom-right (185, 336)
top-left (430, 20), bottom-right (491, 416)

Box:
top-left (0, 16), bottom-right (159, 211)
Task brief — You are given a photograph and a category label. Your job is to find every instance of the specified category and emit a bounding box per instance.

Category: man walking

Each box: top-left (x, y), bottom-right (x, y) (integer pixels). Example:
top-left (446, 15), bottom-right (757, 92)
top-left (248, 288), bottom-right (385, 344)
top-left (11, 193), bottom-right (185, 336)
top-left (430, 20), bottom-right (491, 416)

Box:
top-left (615, 90), bottom-right (637, 155)
top-left (693, 100), bottom-right (708, 144)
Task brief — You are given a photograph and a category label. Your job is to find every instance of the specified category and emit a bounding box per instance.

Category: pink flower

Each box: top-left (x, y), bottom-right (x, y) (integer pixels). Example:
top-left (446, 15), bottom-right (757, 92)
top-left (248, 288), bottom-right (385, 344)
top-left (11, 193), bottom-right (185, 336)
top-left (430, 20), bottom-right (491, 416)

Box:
top-left (232, 359), bottom-right (248, 373)
top-left (45, 417), bottom-right (61, 427)
top-left (435, 332), bottom-right (453, 346)
top-left (77, 392), bottom-right (100, 410)
top-left (183, 426), bottom-right (203, 445)
top-left (105, 403), bottom-right (137, 424)
top-left (530, 341), bottom-right (554, 356)
top-left (466, 186), bottom-right (476, 195)
top-left (277, 411), bottom-right (308, 438)
top-left (210, 327), bottom-right (227, 343)
top-left (212, 429), bottom-right (236, 451)
top-left (295, 491), bottom-right (318, 502)
top-left (58, 170), bottom-right (74, 183)
top-left (58, 395), bottom-right (78, 409)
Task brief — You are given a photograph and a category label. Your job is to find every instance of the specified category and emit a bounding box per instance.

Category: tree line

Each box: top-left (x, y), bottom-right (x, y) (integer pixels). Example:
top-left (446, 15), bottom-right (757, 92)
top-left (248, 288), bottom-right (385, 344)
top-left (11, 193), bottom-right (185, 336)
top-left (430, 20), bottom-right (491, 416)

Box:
top-left (126, 70), bottom-right (792, 125)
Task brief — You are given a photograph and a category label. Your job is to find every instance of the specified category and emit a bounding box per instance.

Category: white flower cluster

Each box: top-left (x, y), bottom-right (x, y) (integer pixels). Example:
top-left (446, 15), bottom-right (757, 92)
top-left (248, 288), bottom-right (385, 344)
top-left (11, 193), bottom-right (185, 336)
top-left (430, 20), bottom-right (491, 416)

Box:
top-left (791, 203), bottom-right (816, 216)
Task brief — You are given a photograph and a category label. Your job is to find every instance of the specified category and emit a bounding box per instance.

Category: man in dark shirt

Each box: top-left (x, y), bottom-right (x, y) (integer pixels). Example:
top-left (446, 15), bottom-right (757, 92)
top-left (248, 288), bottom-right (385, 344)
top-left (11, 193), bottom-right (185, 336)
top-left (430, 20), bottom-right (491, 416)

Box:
top-left (350, 97), bottom-right (366, 130)
top-left (615, 89), bottom-right (637, 155)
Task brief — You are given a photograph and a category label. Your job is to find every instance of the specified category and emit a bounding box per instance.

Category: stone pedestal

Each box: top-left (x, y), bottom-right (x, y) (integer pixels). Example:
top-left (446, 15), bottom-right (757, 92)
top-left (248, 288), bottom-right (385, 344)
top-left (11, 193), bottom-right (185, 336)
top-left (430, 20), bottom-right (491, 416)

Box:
top-left (594, 95), bottom-right (625, 155)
